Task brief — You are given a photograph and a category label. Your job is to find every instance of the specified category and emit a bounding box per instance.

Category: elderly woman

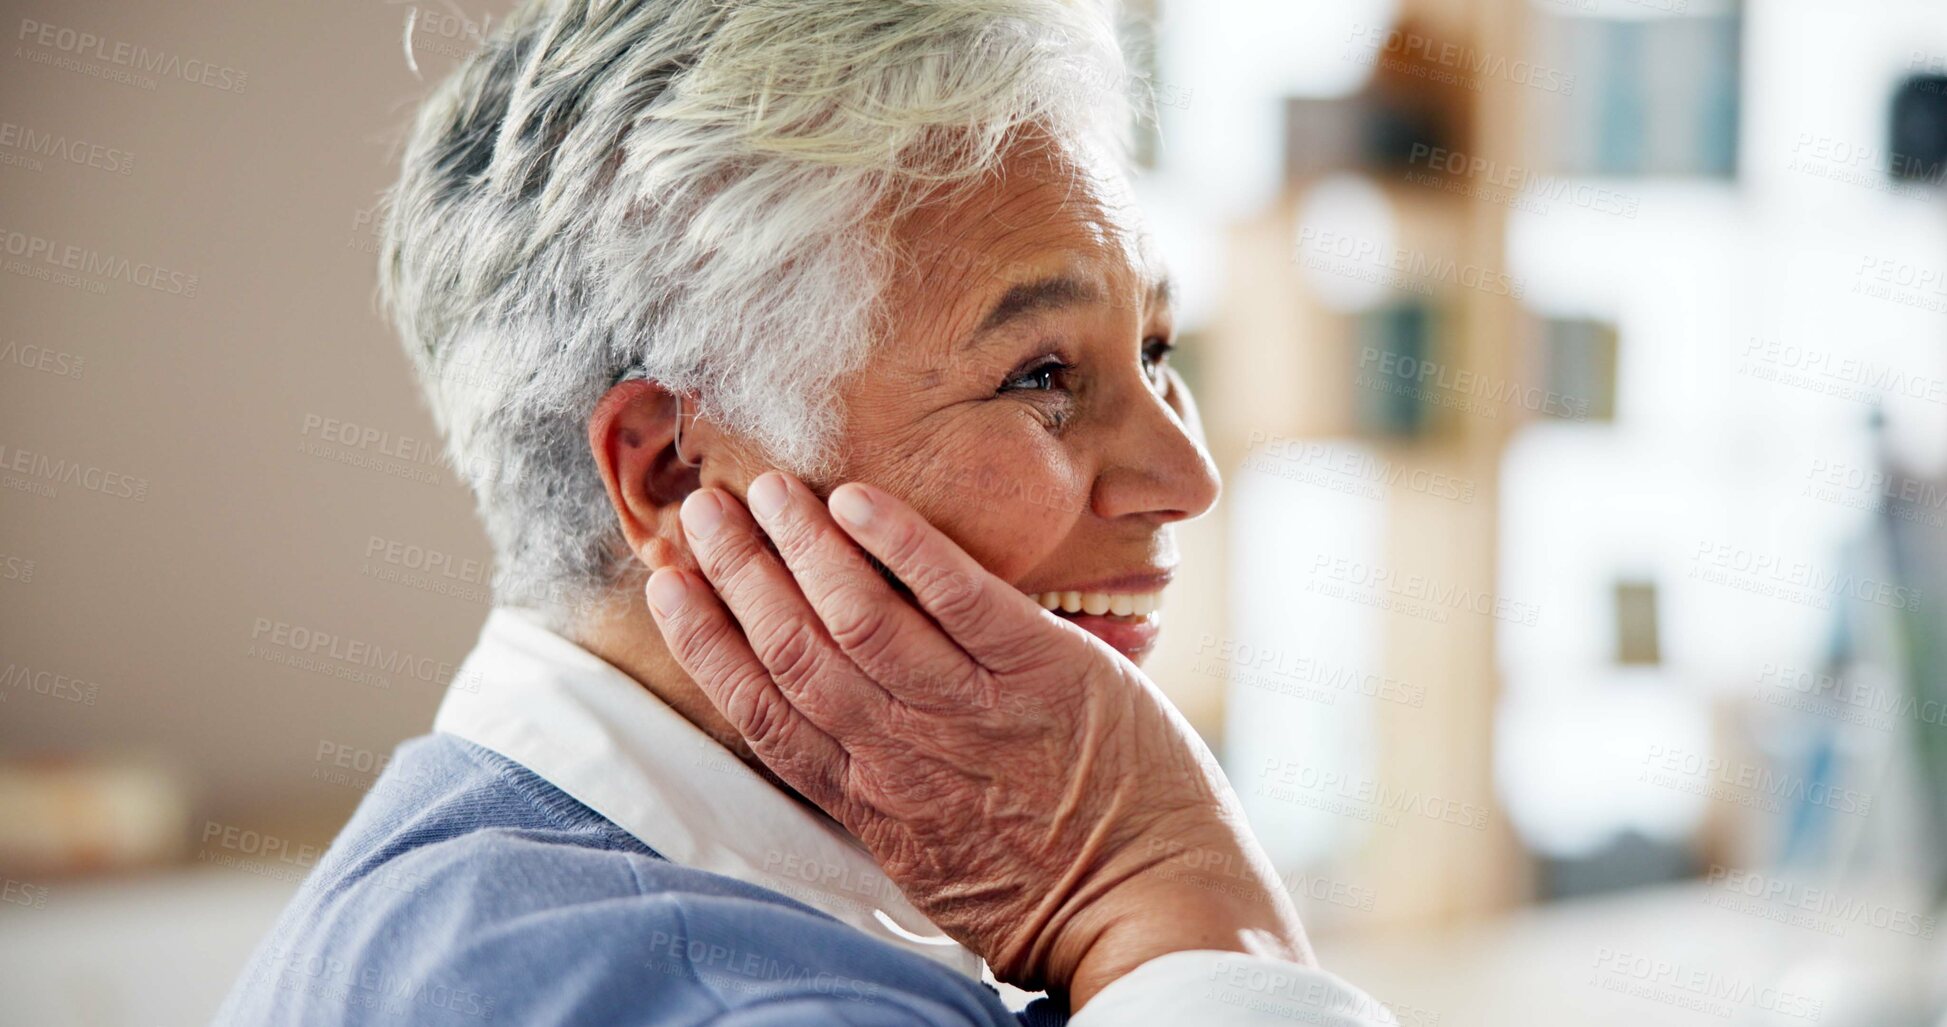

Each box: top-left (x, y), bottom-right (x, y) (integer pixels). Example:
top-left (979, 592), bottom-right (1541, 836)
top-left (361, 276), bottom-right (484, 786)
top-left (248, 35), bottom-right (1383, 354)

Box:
top-left (220, 1), bottom-right (1394, 1024)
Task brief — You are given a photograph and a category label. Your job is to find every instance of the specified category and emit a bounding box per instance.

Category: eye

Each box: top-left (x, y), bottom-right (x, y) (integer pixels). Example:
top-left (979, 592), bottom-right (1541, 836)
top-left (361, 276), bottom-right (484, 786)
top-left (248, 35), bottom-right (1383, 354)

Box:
top-left (999, 355), bottom-right (1075, 394)
top-left (1142, 335), bottom-right (1175, 386)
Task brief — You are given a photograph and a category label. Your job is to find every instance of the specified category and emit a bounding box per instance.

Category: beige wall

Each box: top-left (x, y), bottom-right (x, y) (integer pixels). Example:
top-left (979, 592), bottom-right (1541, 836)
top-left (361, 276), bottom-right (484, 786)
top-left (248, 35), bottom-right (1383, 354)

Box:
top-left (1, 1), bottom-right (509, 836)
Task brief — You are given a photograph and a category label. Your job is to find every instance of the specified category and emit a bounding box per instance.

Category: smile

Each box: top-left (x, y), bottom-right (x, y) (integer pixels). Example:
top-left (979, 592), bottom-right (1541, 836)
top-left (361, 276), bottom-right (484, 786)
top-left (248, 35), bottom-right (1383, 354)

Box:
top-left (1023, 589), bottom-right (1165, 659)
top-left (1027, 590), bottom-right (1161, 619)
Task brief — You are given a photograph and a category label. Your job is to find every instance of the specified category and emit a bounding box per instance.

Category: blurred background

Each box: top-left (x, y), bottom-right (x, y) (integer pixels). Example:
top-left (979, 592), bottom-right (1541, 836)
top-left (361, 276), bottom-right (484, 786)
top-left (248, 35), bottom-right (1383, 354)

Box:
top-left (5, 0), bottom-right (1947, 1023)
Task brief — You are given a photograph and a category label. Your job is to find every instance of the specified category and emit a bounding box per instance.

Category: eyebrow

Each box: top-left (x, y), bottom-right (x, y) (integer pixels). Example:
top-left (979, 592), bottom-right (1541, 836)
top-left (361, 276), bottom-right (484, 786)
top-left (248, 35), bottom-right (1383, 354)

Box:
top-left (1148, 276), bottom-right (1174, 310)
top-left (960, 273), bottom-right (1174, 351)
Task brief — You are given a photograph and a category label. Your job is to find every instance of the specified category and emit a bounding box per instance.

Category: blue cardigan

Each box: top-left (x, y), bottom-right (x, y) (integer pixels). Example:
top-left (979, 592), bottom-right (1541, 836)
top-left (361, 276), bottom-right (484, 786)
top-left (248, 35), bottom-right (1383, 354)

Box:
top-left (216, 732), bottom-right (1068, 1026)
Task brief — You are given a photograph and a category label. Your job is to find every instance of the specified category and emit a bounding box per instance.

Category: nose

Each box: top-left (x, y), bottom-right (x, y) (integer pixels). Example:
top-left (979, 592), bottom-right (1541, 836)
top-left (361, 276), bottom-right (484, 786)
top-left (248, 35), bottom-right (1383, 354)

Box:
top-left (1090, 369), bottom-right (1221, 524)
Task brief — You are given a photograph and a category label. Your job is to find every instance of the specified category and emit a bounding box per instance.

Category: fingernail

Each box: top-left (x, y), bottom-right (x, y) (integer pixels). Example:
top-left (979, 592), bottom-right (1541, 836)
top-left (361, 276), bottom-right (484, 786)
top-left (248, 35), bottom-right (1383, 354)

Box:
top-left (748, 472), bottom-right (787, 521)
top-left (829, 484), bottom-right (874, 528)
top-left (646, 568), bottom-right (688, 617)
top-left (681, 491), bottom-right (725, 540)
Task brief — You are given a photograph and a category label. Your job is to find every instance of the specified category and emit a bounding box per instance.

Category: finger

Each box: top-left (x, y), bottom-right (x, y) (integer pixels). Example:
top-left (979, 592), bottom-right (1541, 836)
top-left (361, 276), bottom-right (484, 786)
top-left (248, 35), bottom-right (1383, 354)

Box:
top-left (744, 472), bottom-right (982, 710)
top-left (680, 487), bottom-right (889, 730)
top-left (645, 567), bottom-right (849, 807)
top-left (824, 481), bottom-right (1053, 675)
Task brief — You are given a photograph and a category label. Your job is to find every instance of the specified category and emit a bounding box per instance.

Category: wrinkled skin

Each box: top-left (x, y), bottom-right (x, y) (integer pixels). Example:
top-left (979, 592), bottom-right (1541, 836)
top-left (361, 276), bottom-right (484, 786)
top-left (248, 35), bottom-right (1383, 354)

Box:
top-left (588, 132), bottom-right (1312, 1009)
top-left (645, 474), bottom-right (1309, 1007)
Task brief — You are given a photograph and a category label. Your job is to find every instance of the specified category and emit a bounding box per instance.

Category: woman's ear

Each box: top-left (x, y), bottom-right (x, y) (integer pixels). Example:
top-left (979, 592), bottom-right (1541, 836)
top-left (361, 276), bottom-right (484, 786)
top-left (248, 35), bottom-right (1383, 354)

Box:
top-left (587, 379), bottom-right (703, 569)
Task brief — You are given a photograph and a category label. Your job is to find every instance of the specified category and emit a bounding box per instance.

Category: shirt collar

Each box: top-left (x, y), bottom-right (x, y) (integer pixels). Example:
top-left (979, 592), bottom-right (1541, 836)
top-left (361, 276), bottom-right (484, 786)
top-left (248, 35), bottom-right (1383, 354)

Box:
top-left (432, 607), bottom-right (983, 979)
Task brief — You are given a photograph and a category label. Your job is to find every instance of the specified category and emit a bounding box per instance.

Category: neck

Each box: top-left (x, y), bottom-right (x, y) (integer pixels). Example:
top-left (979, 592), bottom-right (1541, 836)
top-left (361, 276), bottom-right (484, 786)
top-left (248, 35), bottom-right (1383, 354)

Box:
top-left (568, 598), bottom-right (774, 777)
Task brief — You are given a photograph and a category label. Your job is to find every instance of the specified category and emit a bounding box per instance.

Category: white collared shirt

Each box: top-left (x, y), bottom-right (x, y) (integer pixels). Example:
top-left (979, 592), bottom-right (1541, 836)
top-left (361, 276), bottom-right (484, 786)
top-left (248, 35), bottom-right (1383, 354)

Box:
top-left (434, 607), bottom-right (1395, 1027)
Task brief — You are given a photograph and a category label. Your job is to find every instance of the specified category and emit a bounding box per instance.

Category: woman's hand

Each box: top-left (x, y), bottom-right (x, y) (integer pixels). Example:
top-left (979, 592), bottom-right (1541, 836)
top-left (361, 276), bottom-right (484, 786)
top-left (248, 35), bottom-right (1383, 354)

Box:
top-left (643, 471), bottom-right (1310, 1007)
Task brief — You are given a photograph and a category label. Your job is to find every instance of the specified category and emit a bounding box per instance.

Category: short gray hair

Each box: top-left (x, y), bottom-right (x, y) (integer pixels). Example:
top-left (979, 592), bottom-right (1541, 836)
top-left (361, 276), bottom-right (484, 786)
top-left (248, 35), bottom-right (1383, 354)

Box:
top-left (378, 0), bottom-right (1142, 621)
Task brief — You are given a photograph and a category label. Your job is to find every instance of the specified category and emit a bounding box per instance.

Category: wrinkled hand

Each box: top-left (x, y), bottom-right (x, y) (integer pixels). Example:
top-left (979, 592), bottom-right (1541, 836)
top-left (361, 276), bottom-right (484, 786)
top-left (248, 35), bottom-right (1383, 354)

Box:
top-left (644, 472), bottom-right (1308, 1005)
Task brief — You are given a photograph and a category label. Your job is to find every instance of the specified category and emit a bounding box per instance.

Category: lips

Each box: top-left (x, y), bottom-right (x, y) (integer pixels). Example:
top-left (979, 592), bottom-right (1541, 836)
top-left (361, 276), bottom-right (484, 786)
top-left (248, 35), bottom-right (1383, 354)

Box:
top-left (1054, 609), bottom-right (1161, 659)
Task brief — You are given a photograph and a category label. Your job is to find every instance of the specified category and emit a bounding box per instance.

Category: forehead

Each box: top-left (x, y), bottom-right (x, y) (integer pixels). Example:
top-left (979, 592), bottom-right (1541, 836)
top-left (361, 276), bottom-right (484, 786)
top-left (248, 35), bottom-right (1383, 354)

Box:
top-left (882, 137), bottom-right (1161, 352)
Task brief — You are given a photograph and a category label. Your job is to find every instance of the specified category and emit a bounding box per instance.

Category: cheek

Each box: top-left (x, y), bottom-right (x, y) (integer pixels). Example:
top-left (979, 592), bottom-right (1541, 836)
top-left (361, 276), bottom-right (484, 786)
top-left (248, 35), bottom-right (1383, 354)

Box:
top-left (870, 435), bottom-right (1086, 584)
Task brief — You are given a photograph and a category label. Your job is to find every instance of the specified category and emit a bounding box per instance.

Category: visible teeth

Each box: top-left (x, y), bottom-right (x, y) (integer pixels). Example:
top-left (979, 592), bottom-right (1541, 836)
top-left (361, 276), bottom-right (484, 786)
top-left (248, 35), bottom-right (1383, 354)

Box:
top-left (1027, 590), bottom-right (1163, 619)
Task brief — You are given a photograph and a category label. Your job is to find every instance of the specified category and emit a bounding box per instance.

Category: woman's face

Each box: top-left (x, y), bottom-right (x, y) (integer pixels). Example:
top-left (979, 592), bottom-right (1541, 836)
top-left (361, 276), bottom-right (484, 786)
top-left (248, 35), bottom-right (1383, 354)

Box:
top-left (818, 140), bottom-right (1220, 665)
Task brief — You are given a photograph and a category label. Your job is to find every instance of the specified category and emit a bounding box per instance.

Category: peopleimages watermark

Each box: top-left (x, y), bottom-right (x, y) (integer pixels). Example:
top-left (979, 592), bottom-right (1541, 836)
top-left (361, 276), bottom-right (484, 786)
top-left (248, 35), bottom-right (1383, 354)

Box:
top-left (1204, 959), bottom-right (1436, 1027)
top-left (1787, 132), bottom-right (1947, 198)
top-left (399, 1), bottom-right (496, 63)
top-left (0, 120), bottom-right (132, 175)
top-left (0, 661), bottom-right (101, 705)
top-left (1751, 661), bottom-right (1947, 733)
top-left (313, 739), bottom-right (393, 792)
top-left (1356, 347), bottom-right (1584, 422)
top-left (1853, 254), bottom-right (1947, 313)
top-left (1688, 540), bottom-right (1923, 612)
top-left (1342, 22), bottom-right (1575, 95)
top-left (1295, 227), bottom-right (1525, 300)
top-left (246, 616), bottom-right (484, 694)
top-left (249, 945), bottom-right (497, 1021)
top-left (1404, 144), bottom-right (1639, 220)
top-left (1639, 744), bottom-right (1873, 817)
top-left (1, 877), bottom-right (49, 910)
top-left (1909, 50), bottom-right (1947, 93)
top-left (347, 201), bottom-right (383, 255)
top-left (14, 18), bottom-right (248, 93)
top-left (642, 931), bottom-right (882, 1005)
top-left (361, 535), bottom-right (492, 605)
top-left (0, 226), bottom-right (199, 297)
top-left (1143, 837), bottom-right (1382, 915)
top-left (1256, 758), bottom-right (1491, 832)
top-left (0, 553), bottom-right (33, 583)
top-left (1803, 457), bottom-right (1947, 529)
top-left (759, 848), bottom-right (905, 914)
top-left (0, 441), bottom-right (149, 502)
top-left (198, 820), bottom-right (321, 883)
top-left (1588, 947), bottom-right (1823, 1022)
top-left (911, 448), bottom-right (1089, 518)
top-left (1192, 634), bottom-right (1426, 709)
top-left (0, 339), bottom-right (86, 380)
top-left (1241, 431), bottom-right (1477, 505)
top-left (298, 412), bottom-right (502, 490)
top-left (300, 413), bottom-right (443, 468)
top-left (1309, 555), bottom-right (1541, 627)
top-left (1051, 53), bottom-right (1194, 113)
top-left (1737, 336), bottom-right (1947, 407)
top-left (1703, 865), bottom-right (1936, 940)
